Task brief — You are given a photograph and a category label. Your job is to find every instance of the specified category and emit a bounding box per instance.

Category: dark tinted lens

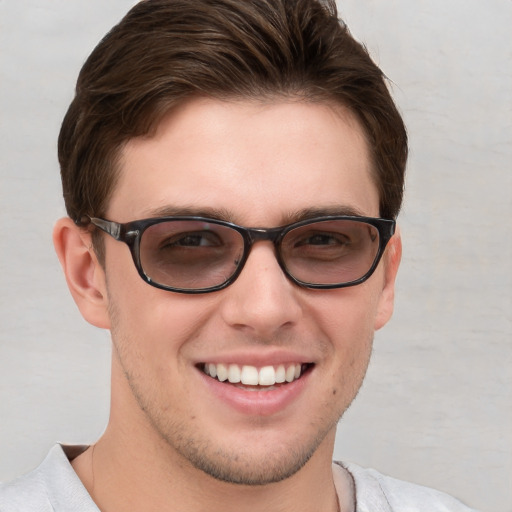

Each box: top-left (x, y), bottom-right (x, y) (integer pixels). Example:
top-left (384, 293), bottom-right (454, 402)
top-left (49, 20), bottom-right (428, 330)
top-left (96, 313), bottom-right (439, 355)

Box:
top-left (281, 219), bottom-right (380, 285)
top-left (139, 220), bottom-right (244, 290)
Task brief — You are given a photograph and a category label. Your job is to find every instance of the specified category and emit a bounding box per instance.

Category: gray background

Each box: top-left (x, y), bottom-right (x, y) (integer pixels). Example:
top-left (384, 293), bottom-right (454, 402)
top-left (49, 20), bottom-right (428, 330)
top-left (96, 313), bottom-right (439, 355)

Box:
top-left (0, 2), bottom-right (510, 511)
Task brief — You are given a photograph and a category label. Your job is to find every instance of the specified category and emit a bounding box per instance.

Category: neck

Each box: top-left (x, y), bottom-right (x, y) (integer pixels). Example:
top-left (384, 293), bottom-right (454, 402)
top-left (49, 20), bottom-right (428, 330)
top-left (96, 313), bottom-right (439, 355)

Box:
top-left (72, 424), bottom-right (347, 512)
top-left (71, 358), bottom-right (353, 512)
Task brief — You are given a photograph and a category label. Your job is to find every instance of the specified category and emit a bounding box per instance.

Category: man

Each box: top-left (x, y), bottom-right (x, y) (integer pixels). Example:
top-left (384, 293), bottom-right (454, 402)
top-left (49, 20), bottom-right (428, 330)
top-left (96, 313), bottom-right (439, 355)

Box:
top-left (0, 1), bottom-right (478, 510)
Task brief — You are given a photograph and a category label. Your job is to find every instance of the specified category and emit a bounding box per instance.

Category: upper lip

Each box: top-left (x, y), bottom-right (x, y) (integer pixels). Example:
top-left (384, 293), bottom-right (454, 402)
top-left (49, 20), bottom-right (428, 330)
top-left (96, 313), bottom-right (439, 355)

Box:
top-left (194, 349), bottom-right (315, 367)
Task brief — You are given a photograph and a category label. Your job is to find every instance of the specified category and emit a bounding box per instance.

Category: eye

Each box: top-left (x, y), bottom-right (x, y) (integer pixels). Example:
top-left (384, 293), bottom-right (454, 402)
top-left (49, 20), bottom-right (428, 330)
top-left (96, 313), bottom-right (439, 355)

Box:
top-left (294, 232), bottom-right (350, 247)
top-left (282, 226), bottom-right (358, 263)
top-left (162, 231), bottom-right (223, 248)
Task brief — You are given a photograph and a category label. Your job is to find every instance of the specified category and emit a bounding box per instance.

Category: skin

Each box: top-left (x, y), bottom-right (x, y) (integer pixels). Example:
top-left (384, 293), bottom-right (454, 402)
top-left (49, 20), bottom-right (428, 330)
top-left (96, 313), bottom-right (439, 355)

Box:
top-left (53, 98), bottom-right (401, 512)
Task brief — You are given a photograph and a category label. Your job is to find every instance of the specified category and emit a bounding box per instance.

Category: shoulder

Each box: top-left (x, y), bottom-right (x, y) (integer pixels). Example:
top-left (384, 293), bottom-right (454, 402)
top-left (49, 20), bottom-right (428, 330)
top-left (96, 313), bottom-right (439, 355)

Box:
top-left (0, 468), bottom-right (52, 511)
top-left (335, 462), bottom-right (480, 512)
top-left (0, 445), bottom-right (98, 512)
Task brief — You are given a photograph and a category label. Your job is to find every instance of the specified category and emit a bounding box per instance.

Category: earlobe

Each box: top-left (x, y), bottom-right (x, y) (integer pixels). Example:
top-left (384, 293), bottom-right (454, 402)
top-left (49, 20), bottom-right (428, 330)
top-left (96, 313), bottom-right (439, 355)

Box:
top-left (53, 217), bottom-right (111, 329)
top-left (374, 227), bottom-right (402, 331)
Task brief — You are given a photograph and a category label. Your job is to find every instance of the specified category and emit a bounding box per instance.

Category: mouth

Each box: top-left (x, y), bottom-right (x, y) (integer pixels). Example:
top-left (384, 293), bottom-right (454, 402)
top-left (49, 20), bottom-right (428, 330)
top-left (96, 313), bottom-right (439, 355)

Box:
top-left (199, 362), bottom-right (314, 390)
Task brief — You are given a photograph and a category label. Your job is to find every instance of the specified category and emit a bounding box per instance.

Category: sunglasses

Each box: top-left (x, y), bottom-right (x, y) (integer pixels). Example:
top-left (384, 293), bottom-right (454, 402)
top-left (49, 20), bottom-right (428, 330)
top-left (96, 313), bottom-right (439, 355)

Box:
top-left (88, 215), bottom-right (395, 294)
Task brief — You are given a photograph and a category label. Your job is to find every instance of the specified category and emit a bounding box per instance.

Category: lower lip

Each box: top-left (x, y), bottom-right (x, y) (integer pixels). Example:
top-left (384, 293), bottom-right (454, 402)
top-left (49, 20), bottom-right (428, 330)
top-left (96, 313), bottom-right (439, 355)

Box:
top-left (198, 367), bottom-right (311, 416)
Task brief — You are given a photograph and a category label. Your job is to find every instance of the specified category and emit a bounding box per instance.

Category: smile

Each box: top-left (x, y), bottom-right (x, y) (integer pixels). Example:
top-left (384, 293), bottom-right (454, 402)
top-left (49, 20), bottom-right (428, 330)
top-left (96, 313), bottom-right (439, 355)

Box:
top-left (201, 363), bottom-right (312, 387)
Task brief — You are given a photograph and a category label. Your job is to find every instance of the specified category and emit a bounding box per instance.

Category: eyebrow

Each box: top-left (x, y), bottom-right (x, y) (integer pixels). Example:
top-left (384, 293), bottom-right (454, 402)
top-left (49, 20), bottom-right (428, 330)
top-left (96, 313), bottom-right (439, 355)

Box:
top-left (141, 205), bottom-right (235, 221)
top-left (139, 204), bottom-right (370, 226)
top-left (281, 206), bottom-right (369, 224)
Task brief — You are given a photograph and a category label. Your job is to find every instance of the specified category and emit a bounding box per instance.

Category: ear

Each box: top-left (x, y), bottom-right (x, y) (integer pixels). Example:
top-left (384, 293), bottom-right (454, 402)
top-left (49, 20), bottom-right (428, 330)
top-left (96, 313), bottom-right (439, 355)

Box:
top-left (53, 217), bottom-right (111, 329)
top-left (374, 226), bottom-right (402, 331)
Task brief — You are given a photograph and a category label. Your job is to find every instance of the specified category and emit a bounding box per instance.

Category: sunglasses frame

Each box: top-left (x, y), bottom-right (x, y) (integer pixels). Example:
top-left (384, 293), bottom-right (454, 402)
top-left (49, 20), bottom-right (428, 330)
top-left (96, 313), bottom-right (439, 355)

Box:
top-left (88, 215), bottom-right (396, 294)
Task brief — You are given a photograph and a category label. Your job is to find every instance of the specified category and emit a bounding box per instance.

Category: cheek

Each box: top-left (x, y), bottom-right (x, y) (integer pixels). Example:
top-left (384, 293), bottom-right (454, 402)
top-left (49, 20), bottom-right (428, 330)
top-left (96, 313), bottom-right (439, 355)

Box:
top-left (313, 281), bottom-right (382, 338)
top-left (310, 285), bottom-right (380, 383)
top-left (105, 264), bottom-right (219, 362)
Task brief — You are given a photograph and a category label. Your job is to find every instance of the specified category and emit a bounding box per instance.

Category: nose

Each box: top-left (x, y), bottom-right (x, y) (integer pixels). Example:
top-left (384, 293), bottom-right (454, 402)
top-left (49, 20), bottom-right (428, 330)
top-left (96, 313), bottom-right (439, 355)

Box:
top-left (219, 242), bottom-right (303, 338)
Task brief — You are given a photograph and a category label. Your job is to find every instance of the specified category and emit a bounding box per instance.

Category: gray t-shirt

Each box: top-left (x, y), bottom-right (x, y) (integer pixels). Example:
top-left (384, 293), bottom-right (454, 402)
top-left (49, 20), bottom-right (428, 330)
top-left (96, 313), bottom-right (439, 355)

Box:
top-left (0, 445), bottom-right (479, 511)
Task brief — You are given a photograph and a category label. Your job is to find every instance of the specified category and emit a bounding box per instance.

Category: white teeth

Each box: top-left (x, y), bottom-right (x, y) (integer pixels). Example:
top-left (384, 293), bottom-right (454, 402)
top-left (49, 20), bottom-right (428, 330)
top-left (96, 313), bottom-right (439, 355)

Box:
top-left (259, 366), bottom-right (276, 386)
top-left (228, 364), bottom-right (241, 383)
top-left (241, 365), bottom-right (259, 385)
top-left (285, 365), bottom-right (295, 383)
top-left (275, 365), bottom-right (286, 383)
top-left (216, 363), bottom-right (228, 382)
top-left (204, 363), bottom-right (307, 386)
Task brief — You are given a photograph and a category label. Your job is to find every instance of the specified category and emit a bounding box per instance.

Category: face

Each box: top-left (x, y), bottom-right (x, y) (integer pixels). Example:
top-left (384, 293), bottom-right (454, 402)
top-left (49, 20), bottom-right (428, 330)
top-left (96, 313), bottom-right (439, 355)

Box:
top-left (94, 98), bottom-right (399, 484)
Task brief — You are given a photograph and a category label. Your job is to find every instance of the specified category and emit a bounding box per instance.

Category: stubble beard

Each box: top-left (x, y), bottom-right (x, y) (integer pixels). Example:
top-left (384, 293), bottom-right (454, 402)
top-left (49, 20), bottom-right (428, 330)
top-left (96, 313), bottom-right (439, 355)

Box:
top-left (107, 298), bottom-right (372, 486)
top-left (117, 354), bottom-right (342, 486)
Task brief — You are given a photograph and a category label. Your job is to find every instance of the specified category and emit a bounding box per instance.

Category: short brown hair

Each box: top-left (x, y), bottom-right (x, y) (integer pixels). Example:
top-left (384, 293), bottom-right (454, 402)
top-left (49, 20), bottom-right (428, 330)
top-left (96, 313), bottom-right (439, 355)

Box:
top-left (58, 0), bottom-right (407, 227)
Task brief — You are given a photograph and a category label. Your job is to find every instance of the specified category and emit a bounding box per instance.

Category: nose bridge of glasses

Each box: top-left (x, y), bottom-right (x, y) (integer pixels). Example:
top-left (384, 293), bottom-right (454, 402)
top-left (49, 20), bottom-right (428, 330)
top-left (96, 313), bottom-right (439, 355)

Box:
top-left (245, 226), bottom-right (283, 247)
top-left (237, 227), bottom-right (291, 287)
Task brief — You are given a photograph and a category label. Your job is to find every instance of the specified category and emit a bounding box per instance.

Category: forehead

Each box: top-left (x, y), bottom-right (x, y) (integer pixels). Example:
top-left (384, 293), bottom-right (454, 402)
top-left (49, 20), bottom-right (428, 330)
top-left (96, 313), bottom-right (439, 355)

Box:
top-left (109, 98), bottom-right (379, 224)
